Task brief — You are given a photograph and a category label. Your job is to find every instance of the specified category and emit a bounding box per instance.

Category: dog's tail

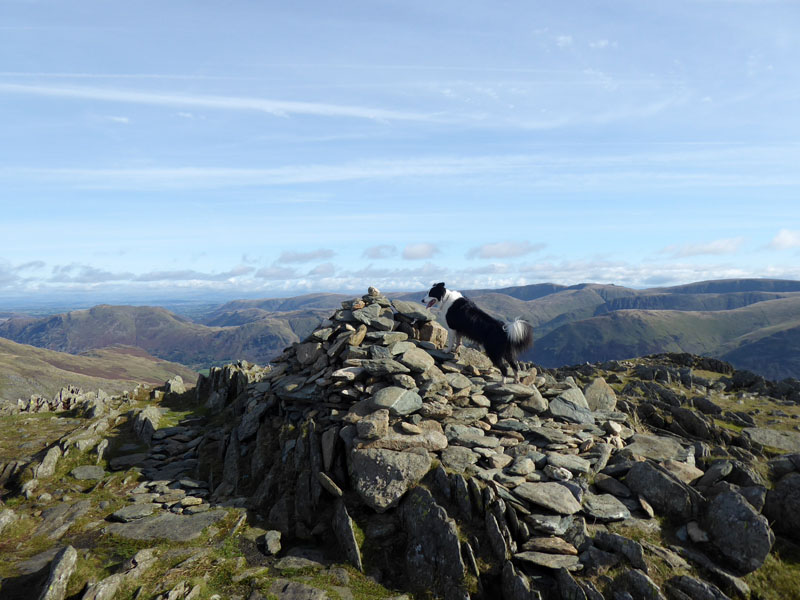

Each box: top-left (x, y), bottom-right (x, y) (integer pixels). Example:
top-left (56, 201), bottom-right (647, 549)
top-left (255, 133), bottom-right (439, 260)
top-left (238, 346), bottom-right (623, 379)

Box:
top-left (504, 319), bottom-right (534, 354)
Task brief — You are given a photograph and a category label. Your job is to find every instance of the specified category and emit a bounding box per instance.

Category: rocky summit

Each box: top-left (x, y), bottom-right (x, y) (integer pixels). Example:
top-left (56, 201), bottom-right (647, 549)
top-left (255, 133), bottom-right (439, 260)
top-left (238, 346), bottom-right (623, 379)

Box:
top-left (2, 287), bottom-right (800, 599)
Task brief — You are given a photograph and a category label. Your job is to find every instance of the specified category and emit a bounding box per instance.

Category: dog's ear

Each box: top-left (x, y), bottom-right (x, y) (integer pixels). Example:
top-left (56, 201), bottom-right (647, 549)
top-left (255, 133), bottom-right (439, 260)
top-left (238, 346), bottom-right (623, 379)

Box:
top-left (436, 282), bottom-right (445, 288)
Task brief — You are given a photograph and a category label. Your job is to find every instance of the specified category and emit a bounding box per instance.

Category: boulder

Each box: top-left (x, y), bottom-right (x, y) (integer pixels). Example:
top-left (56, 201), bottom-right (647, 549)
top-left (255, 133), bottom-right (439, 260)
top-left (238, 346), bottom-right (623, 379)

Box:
top-left (584, 377), bottom-right (617, 411)
top-left (703, 491), bottom-right (774, 574)
top-left (764, 472), bottom-right (800, 538)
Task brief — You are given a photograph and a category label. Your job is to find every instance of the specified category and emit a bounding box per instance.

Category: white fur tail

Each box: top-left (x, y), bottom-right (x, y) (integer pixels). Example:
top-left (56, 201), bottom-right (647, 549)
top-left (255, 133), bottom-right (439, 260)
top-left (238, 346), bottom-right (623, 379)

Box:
top-left (504, 319), bottom-right (534, 351)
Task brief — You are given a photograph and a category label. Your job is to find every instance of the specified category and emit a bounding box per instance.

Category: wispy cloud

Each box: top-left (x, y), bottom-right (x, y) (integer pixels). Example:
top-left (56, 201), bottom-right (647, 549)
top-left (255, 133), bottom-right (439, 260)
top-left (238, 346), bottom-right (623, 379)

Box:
top-left (50, 264), bottom-right (134, 284)
top-left (660, 237), bottom-right (745, 258)
top-left (134, 266), bottom-right (254, 282)
top-left (467, 241), bottom-right (546, 259)
top-left (363, 245), bottom-right (397, 259)
top-left (277, 249), bottom-right (335, 264)
top-left (0, 82), bottom-right (433, 122)
top-left (403, 243), bottom-right (440, 260)
top-left (769, 229), bottom-right (800, 250)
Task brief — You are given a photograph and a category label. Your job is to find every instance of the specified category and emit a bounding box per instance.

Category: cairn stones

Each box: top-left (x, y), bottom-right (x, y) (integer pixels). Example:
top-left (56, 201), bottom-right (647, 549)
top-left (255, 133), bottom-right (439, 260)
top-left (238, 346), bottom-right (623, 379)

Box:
top-left (350, 448), bottom-right (431, 512)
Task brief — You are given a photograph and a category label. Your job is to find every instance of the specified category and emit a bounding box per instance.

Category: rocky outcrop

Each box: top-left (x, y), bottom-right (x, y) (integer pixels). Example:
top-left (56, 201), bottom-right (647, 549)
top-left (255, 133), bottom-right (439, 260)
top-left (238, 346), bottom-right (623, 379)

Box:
top-left (182, 287), bottom-right (800, 598)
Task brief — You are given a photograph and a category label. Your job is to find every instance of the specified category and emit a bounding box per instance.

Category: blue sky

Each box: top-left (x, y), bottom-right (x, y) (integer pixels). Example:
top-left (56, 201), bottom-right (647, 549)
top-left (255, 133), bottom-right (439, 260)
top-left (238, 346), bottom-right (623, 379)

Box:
top-left (2, 0), bottom-right (799, 303)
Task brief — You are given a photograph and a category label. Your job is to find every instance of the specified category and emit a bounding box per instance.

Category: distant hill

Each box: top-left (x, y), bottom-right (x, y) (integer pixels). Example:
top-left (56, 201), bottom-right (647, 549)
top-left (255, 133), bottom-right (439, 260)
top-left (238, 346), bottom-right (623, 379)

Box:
top-left (0, 304), bottom-right (311, 370)
top-left (0, 338), bottom-right (197, 405)
top-left (2, 278), bottom-right (799, 380)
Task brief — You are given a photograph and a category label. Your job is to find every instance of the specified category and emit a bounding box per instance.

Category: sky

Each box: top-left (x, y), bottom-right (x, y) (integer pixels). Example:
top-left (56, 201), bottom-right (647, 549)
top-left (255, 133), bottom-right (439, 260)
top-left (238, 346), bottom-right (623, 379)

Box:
top-left (2, 0), bottom-right (800, 305)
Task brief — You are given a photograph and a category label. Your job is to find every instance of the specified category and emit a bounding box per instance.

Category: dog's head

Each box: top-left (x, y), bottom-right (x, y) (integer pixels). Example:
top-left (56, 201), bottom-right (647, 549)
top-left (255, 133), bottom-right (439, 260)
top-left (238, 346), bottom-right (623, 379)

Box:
top-left (422, 282), bottom-right (447, 308)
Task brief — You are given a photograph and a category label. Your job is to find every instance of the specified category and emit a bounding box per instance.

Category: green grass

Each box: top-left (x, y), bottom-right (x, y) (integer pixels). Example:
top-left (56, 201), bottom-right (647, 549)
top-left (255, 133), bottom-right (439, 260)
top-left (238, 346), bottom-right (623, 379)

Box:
top-left (744, 539), bottom-right (800, 600)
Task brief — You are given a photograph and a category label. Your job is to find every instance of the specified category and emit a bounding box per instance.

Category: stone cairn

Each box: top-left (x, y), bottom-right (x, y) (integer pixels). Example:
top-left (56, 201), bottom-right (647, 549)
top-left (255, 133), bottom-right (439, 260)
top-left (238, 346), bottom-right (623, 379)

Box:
top-left (191, 287), bottom-right (800, 600)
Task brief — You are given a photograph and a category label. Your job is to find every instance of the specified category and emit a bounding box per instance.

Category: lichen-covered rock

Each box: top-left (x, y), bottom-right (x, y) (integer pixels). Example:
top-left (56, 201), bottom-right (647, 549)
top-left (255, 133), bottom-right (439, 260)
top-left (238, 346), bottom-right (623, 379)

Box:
top-left (704, 491), bottom-right (774, 574)
top-left (349, 448), bottom-right (431, 512)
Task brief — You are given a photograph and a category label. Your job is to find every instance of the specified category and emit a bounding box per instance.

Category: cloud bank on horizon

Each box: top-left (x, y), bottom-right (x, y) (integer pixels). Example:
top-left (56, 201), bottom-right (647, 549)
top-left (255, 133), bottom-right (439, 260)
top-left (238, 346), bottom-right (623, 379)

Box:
top-left (1, 0), bottom-right (799, 301)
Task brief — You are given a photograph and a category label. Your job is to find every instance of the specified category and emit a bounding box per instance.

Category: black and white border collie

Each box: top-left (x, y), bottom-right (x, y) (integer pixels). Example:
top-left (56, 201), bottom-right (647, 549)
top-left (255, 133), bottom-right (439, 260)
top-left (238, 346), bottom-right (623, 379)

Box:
top-left (422, 282), bottom-right (534, 381)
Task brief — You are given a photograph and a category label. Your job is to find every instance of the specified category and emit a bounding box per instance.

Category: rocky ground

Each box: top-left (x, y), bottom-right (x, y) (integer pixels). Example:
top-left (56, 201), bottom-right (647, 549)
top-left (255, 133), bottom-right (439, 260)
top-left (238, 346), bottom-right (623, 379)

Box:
top-left (2, 287), bottom-right (800, 599)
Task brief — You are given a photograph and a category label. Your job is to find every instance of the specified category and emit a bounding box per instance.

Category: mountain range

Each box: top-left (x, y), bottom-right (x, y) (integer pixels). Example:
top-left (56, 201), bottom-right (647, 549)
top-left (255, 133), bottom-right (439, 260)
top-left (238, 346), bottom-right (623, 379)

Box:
top-left (1, 278), bottom-right (799, 381)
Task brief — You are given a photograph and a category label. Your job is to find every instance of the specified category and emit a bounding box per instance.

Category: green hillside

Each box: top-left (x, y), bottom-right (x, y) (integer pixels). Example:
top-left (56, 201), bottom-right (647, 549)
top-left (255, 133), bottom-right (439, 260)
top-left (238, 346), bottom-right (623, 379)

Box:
top-left (0, 339), bottom-right (196, 405)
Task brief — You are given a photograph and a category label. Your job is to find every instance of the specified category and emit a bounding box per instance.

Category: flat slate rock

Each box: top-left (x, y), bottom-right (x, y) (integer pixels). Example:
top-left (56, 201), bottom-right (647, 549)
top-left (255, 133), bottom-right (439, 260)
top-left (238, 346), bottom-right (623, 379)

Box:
top-left (109, 504), bottom-right (156, 522)
top-left (71, 465), bottom-right (106, 481)
top-left (512, 482), bottom-right (582, 515)
top-left (743, 427), bottom-right (800, 453)
top-left (104, 509), bottom-right (227, 541)
top-left (582, 493), bottom-right (631, 523)
top-left (513, 550), bottom-right (582, 571)
top-left (392, 300), bottom-right (435, 321)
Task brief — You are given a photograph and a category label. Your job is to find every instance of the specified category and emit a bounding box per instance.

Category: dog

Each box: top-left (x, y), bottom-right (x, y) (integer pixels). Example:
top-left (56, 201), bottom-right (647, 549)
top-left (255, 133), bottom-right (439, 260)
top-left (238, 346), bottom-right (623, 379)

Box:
top-left (422, 282), bottom-right (533, 381)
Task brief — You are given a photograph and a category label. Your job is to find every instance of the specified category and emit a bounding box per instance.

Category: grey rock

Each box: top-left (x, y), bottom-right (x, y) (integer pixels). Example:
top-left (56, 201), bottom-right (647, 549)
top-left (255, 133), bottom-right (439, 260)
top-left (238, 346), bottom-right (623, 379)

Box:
top-left (262, 530), bottom-right (282, 555)
top-left (356, 408), bottom-right (389, 440)
top-left (613, 569), bottom-right (666, 600)
top-left (70, 465), bottom-right (105, 481)
top-left (664, 575), bottom-right (731, 600)
top-left (582, 493), bottom-right (631, 523)
top-left (547, 453), bottom-right (592, 474)
top-left (237, 403), bottom-right (268, 442)
top-left (594, 531), bottom-right (647, 571)
top-left (619, 433), bottom-right (688, 462)
top-left (558, 387), bottom-right (590, 409)
top-left (371, 387), bottom-right (423, 416)
top-left (513, 482), bottom-right (582, 515)
top-left (361, 359), bottom-right (411, 376)
top-left (332, 500), bottom-right (363, 571)
top-left (37, 545), bottom-right (77, 600)
top-left (625, 461), bottom-right (701, 520)
top-left (393, 300), bottom-right (435, 321)
top-left (133, 405), bottom-right (160, 445)
top-left (556, 567), bottom-right (587, 600)
top-left (36, 501), bottom-right (91, 539)
top-left (743, 427), bottom-right (800, 453)
top-left (108, 453), bottom-right (148, 470)
top-left (695, 459), bottom-right (733, 488)
top-left (104, 509), bottom-right (227, 541)
top-left (501, 561), bottom-right (538, 600)
top-left (268, 579), bottom-right (329, 599)
top-left (0, 508), bottom-right (18, 536)
top-left (110, 504), bottom-right (156, 522)
top-left (398, 347), bottom-right (436, 373)
top-left (402, 486), bottom-right (467, 598)
top-left (764, 472), bottom-right (800, 537)
top-left (704, 491), bottom-right (774, 574)
top-left (81, 574), bottom-right (123, 600)
top-left (440, 446), bottom-right (479, 473)
top-left (593, 473), bottom-right (631, 498)
top-left (36, 446), bottom-right (62, 479)
top-left (548, 397), bottom-right (595, 425)
top-left (350, 448), bottom-right (431, 512)
top-left (583, 378), bottom-right (617, 411)
top-left (514, 550), bottom-right (582, 571)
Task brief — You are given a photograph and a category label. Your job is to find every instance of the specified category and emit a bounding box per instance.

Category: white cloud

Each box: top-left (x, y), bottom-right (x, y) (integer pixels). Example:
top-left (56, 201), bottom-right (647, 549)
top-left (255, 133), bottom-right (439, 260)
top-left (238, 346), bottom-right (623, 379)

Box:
top-left (556, 35), bottom-right (573, 47)
top-left (769, 229), bottom-right (800, 250)
top-left (362, 244), bottom-right (397, 259)
top-left (254, 265), bottom-right (297, 280)
top-left (660, 237), bottom-right (745, 258)
top-left (0, 82), bottom-right (433, 122)
top-left (277, 249), bottom-right (335, 264)
top-left (402, 243), bottom-right (440, 260)
top-left (307, 262), bottom-right (336, 277)
top-left (467, 241), bottom-right (546, 259)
